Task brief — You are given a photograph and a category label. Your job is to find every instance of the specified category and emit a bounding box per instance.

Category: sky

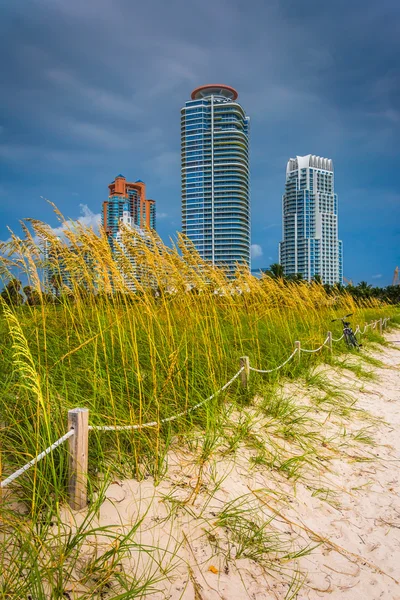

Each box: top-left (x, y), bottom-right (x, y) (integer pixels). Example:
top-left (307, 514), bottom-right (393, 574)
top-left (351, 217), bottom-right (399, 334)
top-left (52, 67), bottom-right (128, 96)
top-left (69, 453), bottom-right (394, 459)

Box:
top-left (0, 0), bottom-right (399, 286)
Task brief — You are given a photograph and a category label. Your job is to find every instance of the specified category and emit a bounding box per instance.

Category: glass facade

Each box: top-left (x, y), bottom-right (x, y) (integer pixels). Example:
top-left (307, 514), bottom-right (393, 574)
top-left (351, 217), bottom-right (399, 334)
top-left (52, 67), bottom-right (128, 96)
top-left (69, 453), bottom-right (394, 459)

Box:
top-left (43, 240), bottom-right (94, 293)
top-left (279, 155), bottom-right (343, 285)
top-left (181, 85), bottom-right (250, 276)
top-left (113, 203), bottom-right (155, 291)
top-left (102, 175), bottom-right (156, 252)
top-left (43, 176), bottom-right (156, 294)
top-left (101, 175), bottom-right (157, 291)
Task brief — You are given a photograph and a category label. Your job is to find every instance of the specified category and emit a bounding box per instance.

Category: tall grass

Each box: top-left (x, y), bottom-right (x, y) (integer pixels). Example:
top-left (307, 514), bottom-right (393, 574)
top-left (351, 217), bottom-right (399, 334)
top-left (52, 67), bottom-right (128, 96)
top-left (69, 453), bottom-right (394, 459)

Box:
top-left (0, 212), bottom-right (398, 597)
top-left (0, 213), bottom-right (398, 505)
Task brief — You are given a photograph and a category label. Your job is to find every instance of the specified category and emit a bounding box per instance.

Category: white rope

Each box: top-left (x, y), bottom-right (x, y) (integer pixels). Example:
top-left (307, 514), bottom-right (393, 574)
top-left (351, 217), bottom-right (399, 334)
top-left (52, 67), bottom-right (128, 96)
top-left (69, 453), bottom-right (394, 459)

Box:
top-left (249, 347), bottom-right (298, 374)
top-left (331, 333), bottom-right (344, 342)
top-left (0, 429), bottom-right (75, 489)
top-left (354, 325), bottom-right (360, 334)
top-left (300, 335), bottom-right (330, 353)
top-left (89, 367), bottom-right (244, 432)
top-left (2, 314), bottom-right (391, 479)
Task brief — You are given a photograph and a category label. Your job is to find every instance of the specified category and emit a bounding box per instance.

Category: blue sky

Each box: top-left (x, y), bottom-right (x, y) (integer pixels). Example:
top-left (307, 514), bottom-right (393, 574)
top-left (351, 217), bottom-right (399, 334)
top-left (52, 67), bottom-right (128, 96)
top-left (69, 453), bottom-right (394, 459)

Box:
top-left (0, 0), bottom-right (399, 285)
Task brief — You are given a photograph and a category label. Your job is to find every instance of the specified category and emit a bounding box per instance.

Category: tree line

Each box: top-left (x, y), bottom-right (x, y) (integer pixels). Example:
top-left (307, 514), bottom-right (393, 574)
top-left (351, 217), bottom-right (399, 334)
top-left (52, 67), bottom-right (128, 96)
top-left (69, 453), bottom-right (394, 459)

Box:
top-left (262, 264), bottom-right (400, 304)
top-left (1, 267), bottom-right (399, 306)
top-left (0, 276), bottom-right (75, 306)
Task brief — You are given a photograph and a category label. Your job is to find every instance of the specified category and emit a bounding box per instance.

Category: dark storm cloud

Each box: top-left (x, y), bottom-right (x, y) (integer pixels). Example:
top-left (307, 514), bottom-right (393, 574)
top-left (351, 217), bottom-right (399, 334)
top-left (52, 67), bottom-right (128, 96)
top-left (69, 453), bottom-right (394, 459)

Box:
top-left (0, 0), bottom-right (399, 283)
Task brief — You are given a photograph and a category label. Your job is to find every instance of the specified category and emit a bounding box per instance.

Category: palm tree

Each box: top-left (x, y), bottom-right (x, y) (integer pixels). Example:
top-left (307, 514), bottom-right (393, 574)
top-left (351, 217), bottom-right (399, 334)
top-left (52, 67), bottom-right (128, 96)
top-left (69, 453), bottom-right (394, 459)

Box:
top-left (23, 286), bottom-right (38, 306)
top-left (357, 281), bottom-right (372, 298)
top-left (1, 279), bottom-right (24, 306)
top-left (263, 263), bottom-right (284, 279)
top-left (286, 273), bottom-right (303, 284)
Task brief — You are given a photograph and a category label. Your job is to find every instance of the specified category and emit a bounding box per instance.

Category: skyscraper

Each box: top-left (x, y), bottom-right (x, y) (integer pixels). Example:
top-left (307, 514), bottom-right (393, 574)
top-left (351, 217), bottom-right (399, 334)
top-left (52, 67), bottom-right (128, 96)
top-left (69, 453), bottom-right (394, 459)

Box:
top-left (43, 239), bottom-right (94, 294)
top-left (181, 85), bottom-right (250, 275)
top-left (102, 175), bottom-right (157, 290)
top-left (102, 175), bottom-right (156, 250)
top-left (279, 155), bottom-right (343, 285)
top-left (113, 202), bottom-right (156, 291)
top-left (43, 176), bottom-right (157, 295)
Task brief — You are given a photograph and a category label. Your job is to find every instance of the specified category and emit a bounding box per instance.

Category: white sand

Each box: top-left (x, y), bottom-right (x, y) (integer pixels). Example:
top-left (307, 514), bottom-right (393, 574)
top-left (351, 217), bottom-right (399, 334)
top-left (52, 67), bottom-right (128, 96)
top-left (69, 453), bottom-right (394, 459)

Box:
top-left (62, 333), bottom-right (400, 599)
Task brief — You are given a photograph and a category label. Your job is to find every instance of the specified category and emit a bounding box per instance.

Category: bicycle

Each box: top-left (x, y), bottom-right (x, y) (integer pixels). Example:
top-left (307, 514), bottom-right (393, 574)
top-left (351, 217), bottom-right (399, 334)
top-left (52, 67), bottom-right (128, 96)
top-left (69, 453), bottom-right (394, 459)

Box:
top-left (332, 313), bottom-right (362, 350)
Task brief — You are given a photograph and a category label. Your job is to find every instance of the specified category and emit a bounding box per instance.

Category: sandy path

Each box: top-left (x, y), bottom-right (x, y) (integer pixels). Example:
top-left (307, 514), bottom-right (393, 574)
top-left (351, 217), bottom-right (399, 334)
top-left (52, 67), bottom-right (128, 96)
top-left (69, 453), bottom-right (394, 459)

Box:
top-left (62, 333), bottom-right (400, 599)
top-left (283, 331), bottom-right (400, 599)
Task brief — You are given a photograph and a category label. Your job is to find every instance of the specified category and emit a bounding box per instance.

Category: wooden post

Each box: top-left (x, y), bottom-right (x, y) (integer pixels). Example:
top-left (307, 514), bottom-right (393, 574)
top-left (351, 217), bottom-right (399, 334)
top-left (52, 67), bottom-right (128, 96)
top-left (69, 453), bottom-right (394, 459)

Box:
top-left (327, 331), bottom-right (333, 353)
top-left (240, 356), bottom-right (250, 388)
top-left (379, 318), bottom-right (383, 335)
top-left (68, 408), bottom-right (89, 510)
top-left (294, 341), bottom-right (301, 364)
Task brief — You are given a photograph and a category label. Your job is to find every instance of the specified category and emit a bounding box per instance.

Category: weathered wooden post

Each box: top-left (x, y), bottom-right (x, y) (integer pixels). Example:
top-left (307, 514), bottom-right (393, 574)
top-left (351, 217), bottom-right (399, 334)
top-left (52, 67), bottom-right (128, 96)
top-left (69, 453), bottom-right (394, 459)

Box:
top-left (379, 318), bottom-right (383, 335)
top-left (294, 341), bottom-right (301, 364)
top-left (327, 331), bottom-right (333, 353)
top-left (240, 356), bottom-right (250, 388)
top-left (68, 408), bottom-right (89, 510)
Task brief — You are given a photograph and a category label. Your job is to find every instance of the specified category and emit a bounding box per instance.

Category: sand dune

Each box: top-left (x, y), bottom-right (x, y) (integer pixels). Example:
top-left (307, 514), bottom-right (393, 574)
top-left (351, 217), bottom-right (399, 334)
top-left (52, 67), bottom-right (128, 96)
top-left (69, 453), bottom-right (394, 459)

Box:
top-left (62, 332), bottom-right (400, 599)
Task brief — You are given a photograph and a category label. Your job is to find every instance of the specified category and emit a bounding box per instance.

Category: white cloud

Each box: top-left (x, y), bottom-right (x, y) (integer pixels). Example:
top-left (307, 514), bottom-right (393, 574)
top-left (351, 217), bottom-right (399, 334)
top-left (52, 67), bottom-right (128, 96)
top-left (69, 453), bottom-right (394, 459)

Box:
top-left (251, 244), bottom-right (263, 259)
top-left (157, 212), bottom-right (168, 219)
top-left (1, 204), bottom-right (101, 250)
top-left (371, 273), bottom-right (383, 279)
top-left (77, 204), bottom-right (101, 230)
top-left (36, 201), bottom-right (101, 241)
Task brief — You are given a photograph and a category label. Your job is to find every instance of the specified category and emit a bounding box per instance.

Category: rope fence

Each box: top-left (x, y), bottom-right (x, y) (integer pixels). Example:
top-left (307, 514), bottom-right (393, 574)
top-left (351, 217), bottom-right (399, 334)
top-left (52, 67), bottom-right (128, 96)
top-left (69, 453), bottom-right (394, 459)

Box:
top-left (249, 347), bottom-right (299, 374)
top-left (0, 316), bottom-right (391, 509)
top-left (0, 430), bottom-right (75, 489)
top-left (298, 335), bottom-right (331, 353)
top-left (88, 367), bottom-right (244, 432)
top-left (332, 333), bottom-right (345, 342)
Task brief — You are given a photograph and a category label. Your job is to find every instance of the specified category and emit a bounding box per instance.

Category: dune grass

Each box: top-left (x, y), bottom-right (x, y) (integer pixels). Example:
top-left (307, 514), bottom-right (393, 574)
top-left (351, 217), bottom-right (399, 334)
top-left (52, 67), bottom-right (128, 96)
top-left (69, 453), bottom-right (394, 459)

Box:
top-left (0, 213), bottom-right (399, 598)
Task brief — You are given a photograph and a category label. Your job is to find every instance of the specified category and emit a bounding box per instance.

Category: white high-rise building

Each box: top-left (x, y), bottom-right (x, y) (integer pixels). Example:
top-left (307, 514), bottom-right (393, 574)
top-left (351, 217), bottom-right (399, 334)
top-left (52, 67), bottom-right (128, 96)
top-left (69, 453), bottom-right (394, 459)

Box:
top-left (279, 155), bottom-right (343, 285)
top-left (114, 203), bottom-right (154, 291)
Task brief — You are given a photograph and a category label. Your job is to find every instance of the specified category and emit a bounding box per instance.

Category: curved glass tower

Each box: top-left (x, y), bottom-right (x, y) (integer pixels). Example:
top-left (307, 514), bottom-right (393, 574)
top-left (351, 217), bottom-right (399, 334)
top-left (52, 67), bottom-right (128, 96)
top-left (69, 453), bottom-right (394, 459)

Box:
top-left (181, 85), bottom-right (250, 275)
